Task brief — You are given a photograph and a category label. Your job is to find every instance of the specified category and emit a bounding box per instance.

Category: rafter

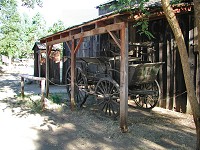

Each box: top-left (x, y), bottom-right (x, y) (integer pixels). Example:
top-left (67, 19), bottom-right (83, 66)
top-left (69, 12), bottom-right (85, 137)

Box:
top-left (45, 22), bottom-right (124, 45)
top-left (74, 36), bottom-right (84, 54)
top-left (107, 30), bottom-right (121, 49)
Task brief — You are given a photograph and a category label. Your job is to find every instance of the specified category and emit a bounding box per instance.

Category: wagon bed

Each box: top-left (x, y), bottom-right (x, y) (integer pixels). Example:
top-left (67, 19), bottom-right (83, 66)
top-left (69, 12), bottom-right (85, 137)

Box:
top-left (65, 56), bottom-right (164, 118)
top-left (128, 62), bottom-right (164, 86)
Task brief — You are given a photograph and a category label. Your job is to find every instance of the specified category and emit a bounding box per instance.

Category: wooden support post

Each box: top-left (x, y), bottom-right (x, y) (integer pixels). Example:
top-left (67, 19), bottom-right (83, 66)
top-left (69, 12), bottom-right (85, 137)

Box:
top-left (70, 38), bottom-right (76, 110)
top-left (120, 22), bottom-right (128, 132)
top-left (46, 45), bottom-right (50, 98)
top-left (38, 50), bottom-right (41, 78)
top-left (21, 76), bottom-right (24, 98)
top-left (159, 42), bottom-right (165, 108)
top-left (41, 79), bottom-right (45, 111)
top-left (166, 40), bottom-right (172, 109)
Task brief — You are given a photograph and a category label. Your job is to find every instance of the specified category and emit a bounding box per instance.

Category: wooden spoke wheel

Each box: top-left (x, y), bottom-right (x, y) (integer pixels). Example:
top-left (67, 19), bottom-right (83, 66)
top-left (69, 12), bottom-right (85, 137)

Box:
top-left (65, 66), bottom-right (88, 108)
top-left (95, 77), bottom-right (120, 118)
top-left (134, 80), bottom-right (160, 109)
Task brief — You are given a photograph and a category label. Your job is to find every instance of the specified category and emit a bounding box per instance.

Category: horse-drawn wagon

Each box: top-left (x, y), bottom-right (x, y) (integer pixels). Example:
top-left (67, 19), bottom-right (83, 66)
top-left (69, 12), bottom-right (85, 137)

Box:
top-left (65, 42), bottom-right (164, 118)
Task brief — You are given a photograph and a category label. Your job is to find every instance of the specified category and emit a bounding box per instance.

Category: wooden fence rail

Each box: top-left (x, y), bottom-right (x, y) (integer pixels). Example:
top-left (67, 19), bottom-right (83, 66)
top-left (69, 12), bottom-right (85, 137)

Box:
top-left (20, 74), bottom-right (46, 110)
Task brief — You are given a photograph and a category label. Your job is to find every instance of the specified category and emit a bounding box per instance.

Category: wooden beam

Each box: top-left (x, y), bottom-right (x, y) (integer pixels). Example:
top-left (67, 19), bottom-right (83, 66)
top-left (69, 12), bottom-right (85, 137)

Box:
top-left (41, 79), bottom-right (46, 111)
top-left (70, 38), bottom-right (76, 111)
top-left (70, 28), bottom-right (82, 36)
top-left (95, 21), bottom-right (106, 28)
top-left (82, 24), bottom-right (95, 32)
top-left (38, 51), bottom-right (41, 77)
top-left (46, 45), bottom-right (50, 98)
top-left (40, 13), bottom-right (125, 42)
top-left (74, 36), bottom-right (84, 54)
top-left (107, 30), bottom-right (121, 49)
top-left (47, 45), bottom-right (53, 56)
top-left (159, 42), bottom-right (165, 108)
top-left (166, 39), bottom-right (173, 110)
top-left (20, 74), bottom-right (45, 81)
top-left (46, 23), bottom-right (124, 45)
top-left (120, 22), bottom-right (128, 133)
top-left (65, 41), bottom-right (71, 55)
top-left (21, 76), bottom-right (24, 98)
top-left (114, 16), bottom-right (124, 23)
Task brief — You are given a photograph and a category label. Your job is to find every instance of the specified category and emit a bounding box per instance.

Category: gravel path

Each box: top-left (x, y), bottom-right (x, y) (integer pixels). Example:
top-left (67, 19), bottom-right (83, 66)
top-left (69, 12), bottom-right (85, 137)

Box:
top-left (0, 65), bottom-right (197, 150)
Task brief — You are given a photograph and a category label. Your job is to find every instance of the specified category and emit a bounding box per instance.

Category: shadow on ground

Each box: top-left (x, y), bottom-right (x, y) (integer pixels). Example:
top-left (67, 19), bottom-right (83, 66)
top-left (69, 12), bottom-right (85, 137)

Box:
top-left (29, 102), bottom-right (195, 150)
top-left (0, 71), bottom-right (196, 150)
top-left (1, 94), bottom-right (196, 150)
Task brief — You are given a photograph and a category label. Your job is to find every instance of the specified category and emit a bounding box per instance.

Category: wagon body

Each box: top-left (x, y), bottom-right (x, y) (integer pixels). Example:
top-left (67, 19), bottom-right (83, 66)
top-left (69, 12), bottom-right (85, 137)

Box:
top-left (65, 56), bottom-right (163, 118)
top-left (128, 62), bottom-right (164, 86)
top-left (75, 57), bottom-right (111, 84)
top-left (108, 57), bottom-right (163, 86)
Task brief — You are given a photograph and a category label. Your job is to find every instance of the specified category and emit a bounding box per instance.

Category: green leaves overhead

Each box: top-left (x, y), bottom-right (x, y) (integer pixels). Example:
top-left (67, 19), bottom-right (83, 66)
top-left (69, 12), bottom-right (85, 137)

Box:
top-left (133, 18), bottom-right (154, 39)
top-left (112, 0), bottom-right (154, 40)
top-left (18, 13), bottom-right (47, 58)
top-left (0, 0), bottom-right (48, 58)
top-left (0, 0), bottom-right (21, 57)
top-left (110, 0), bottom-right (136, 12)
top-left (0, 0), bottom-right (66, 59)
top-left (48, 20), bottom-right (65, 34)
top-left (21, 0), bottom-right (43, 9)
top-left (112, 0), bottom-right (182, 39)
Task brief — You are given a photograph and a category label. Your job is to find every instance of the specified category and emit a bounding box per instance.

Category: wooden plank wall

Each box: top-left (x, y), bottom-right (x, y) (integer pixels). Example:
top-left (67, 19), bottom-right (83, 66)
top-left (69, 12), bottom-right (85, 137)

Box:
top-left (33, 48), bottom-right (61, 84)
top-left (61, 12), bottom-right (198, 113)
top-left (129, 13), bottom-right (197, 113)
top-left (136, 13), bottom-right (197, 113)
top-left (62, 36), bottom-right (100, 84)
top-left (33, 49), bottom-right (39, 77)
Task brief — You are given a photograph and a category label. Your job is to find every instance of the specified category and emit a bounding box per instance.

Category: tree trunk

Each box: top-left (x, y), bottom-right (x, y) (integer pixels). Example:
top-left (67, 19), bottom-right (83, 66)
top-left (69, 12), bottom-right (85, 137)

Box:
top-left (161, 0), bottom-right (200, 149)
top-left (193, 0), bottom-right (200, 148)
top-left (193, 0), bottom-right (200, 53)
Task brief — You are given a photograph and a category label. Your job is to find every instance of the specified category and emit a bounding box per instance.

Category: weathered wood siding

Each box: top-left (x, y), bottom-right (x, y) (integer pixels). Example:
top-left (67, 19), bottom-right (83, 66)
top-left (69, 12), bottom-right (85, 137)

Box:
top-left (62, 35), bottom-right (100, 83)
top-left (134, 12), bottom-right (196, 113)
top-left (33, 47), bottom-right (61, 84)
top-left (61, 12), bottom-right (198, 113)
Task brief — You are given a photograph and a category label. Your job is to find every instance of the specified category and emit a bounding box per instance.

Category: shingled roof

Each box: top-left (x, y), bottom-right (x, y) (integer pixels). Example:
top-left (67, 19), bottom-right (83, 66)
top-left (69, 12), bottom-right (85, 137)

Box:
top-left (97, 0), bottom-right (190, 8)
top-left (40, 0), bottom-right (192, 44)
top-left (97, 0), bottom-right (191, 16)
top-left (32, 42), bottom-right (60, 51)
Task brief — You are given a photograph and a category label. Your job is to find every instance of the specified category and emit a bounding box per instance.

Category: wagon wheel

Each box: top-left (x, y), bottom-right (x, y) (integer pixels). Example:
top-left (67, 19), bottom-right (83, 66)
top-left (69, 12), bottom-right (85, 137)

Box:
top-left (65, 66), bottom-right (88, 108)
top-left (134, 80), bottom-right (160, 109)
top-left (95, 77), bottom-right (120, 118)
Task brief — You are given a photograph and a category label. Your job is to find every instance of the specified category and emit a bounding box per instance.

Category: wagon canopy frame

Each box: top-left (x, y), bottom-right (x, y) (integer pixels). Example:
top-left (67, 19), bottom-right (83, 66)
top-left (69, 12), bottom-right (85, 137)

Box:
top-left (39, 3), bottom-right (192, 132)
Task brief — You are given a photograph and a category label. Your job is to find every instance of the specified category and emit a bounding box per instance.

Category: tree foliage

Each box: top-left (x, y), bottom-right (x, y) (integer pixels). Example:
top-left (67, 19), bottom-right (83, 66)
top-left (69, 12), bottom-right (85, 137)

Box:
top-left (19, 13), bottom-right (47, 58)
top-left (48, 20), bottom-right (65, 34)
top-left (21, 0), bottom-right (43, 8)
top-left (111, 0), bottom-right (153, 39)
top-left (0, 0), bottom-right (47, 58)
top-left (112, 0), bottom-right (181, 39)
top-left (0, 0), bottom-right (65, 59)
top-left (47, 20), bottom-right (65, 56)
top-left (0, 0), bottom-right (21, 57)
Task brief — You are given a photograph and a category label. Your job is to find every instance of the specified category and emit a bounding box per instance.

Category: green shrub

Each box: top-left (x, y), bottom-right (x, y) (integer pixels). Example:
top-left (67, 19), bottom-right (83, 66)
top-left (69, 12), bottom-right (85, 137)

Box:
top-left (25, 99), bottom-right (43, 113)
top-left (49, 93), bottom-right (63, 104)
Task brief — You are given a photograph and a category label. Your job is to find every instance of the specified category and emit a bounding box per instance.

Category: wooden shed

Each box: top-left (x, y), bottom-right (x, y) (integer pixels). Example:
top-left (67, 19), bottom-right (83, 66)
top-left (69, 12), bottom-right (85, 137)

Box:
top-left (40, 0), bottom-right (196, 131)
top-left (32, 42), bottom-right (61, 84)
top-left (61, 0), bottom-right (196, 113)
top-left (96, 1), bottom-right (196, 114)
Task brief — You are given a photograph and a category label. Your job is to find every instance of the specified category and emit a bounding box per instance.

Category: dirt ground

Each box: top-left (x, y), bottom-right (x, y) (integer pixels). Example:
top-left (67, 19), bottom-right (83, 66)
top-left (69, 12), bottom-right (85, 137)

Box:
top-left (0, 65), bottom-right (196, 150)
